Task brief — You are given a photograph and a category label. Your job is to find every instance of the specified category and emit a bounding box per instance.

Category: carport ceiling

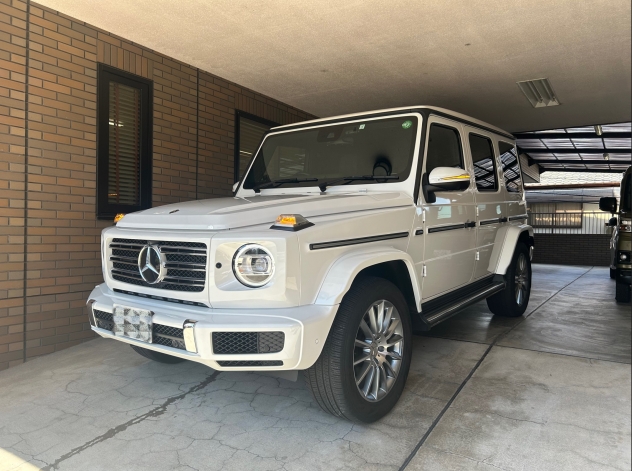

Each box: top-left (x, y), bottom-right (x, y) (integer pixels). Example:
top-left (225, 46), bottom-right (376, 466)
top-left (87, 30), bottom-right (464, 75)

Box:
top-left (37, 0), bottom-right (631, 132)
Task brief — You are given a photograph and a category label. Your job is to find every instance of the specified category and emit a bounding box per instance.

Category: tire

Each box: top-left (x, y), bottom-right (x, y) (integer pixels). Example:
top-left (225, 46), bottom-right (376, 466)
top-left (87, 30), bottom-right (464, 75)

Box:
top-left (615, 279), bottom-right (631, 303)
top-left (131, 345), bottom-right (186, 364)
top-left (610, 267), bottom-right (616, 279)
top-left (487, 242), bottom-right (531, 317)
top-left (305, 276), bottom-right (412, 423)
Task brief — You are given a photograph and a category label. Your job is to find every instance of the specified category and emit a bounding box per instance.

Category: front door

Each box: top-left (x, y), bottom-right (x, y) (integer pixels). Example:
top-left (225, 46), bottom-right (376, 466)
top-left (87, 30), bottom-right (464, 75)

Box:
top-left (418, 117), bottom-right (476, 300)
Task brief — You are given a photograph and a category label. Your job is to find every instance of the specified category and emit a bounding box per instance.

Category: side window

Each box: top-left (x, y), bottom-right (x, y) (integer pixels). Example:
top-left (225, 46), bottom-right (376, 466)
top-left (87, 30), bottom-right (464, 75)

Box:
top-left (425, 124), bottom-right (464, 175)
top-left (499, 142), bottom-right (523, 193)
top-left (469, 134), bottom-right (498, 191)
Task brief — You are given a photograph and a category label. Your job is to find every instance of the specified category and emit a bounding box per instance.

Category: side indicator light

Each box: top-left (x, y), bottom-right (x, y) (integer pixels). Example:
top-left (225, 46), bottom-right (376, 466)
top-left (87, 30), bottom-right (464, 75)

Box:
top-left (271, 214), bottom-right (314, 232)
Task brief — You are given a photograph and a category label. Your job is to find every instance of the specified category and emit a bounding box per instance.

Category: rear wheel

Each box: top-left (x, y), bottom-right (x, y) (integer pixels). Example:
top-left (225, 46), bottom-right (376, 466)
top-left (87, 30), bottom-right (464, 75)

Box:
top-left (487, 242), bottom-right (531, 317)
top-left (131, 345), bottom-right (186, 364)
top-left (305, 277), bottom-right (412, 423)
top-left (610, 267), bottom-right (616, 279)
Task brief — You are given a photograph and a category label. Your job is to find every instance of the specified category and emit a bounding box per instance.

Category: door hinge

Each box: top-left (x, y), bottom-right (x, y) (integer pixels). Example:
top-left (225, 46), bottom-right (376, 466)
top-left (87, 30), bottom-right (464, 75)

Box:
top-left (475, 251), bottom-right (480, 261)
top-left (422, 265), bottom-right (427, 277)
top-left (476, 207), bottom-right (479, 217)
top-left (422, 209), bottom-right (426, 223)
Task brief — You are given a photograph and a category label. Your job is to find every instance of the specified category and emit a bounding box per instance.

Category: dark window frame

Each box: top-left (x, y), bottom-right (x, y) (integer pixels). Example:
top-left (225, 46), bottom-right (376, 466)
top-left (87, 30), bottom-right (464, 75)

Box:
top-left (468, 132), bottom-right (499, 192)
top-left (96, 63), bottom-right (153, 219)
top-left (423, 122), bottom-right (465, 174)
top-left (234, 110), bottom-right (279, 183)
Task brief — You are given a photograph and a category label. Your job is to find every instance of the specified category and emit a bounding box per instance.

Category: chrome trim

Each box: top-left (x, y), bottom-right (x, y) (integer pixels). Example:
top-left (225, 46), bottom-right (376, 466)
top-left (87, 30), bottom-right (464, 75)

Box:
top-left (424, 282), bottom-right (505, 324)
top-left (86, 299), bottom-right (96, 327)
top-left (183, 321), bottom-right (197, 353)
top-left (529, 246), bottom-right (534, 261)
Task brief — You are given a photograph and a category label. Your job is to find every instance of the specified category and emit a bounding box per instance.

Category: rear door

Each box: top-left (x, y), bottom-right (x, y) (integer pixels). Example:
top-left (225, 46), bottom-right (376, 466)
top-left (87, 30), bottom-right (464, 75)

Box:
top-left (465, 128), bottom-right (503, 280)
top-left (498, 141), bottom-right (527, 222)
top-left (419, 116), bottom-right (476, 300)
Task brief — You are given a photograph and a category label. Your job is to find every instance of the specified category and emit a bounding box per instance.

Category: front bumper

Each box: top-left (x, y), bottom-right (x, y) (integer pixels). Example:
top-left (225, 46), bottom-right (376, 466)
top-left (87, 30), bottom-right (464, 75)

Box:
top-left (87, 284), bottom-right (337, 371)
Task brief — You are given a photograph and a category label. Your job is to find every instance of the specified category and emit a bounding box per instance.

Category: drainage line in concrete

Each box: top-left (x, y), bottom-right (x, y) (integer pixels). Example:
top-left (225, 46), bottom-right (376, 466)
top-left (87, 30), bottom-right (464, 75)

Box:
top-left (42, 371), bottom-right (220, 470)
top-left (399, 266), bottom-right (594, 470)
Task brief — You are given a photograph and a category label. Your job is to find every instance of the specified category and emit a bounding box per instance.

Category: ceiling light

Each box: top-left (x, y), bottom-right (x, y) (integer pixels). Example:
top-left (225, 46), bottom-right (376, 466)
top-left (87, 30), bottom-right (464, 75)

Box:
top-left (517, 78), bottom-right (560, 108)
top-left (594, 125), bottom-right (603, 136)
top-left (603, 153), bottom-right (610, 160)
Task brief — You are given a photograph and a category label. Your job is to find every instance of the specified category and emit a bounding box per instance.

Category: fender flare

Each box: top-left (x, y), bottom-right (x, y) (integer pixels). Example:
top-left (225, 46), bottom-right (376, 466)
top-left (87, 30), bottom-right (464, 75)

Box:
top-left (314, 246), bottom-right (421, 308)
top-left (488, 224), bottom-right (534, 275)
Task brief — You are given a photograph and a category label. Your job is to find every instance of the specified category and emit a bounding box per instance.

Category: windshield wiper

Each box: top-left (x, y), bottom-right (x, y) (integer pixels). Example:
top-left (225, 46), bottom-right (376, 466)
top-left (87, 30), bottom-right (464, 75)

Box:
top-left (252, 177), bottom-right (318, 193)
top-left (318, 175), bottom-right (399, 192)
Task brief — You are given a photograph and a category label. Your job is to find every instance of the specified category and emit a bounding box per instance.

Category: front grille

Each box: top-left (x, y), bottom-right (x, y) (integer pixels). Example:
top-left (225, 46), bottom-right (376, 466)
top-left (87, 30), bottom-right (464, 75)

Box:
top-left (109, 238), bottom-right (207, 292)
top-left (212, 332), bottom-right (285, 354)
top-left (217, 360), bottom-right (283, 367)
top-left (152, 324), bottom-right (186, 350)
top-left (93, 309), bottom-right (114, 331)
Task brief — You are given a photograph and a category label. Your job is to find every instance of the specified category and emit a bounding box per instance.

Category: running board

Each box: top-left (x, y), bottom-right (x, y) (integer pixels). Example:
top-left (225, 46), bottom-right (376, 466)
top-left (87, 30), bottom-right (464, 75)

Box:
top-left (418, 281), bottom-right (506, 329)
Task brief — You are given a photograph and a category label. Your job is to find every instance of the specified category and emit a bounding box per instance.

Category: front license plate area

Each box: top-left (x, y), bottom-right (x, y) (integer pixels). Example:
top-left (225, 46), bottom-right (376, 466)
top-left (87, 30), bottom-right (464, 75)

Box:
top-left (113, 305), bottom-right (153, 343)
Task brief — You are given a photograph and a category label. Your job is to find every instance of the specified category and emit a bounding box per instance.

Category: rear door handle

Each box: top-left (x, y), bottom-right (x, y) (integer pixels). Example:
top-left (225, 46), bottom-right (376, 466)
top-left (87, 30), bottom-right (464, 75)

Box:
top-left (465, 221), bottom-right (477, 228)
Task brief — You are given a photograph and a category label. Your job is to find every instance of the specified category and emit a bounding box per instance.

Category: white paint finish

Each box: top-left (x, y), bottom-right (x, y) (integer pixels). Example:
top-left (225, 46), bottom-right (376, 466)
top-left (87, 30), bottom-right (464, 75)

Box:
top-left (487, 223), bottom-right (534, 275)
top-left (420, 116), bottom-right (476, 299)
top-left (35, 0), bottom-right (632, 131)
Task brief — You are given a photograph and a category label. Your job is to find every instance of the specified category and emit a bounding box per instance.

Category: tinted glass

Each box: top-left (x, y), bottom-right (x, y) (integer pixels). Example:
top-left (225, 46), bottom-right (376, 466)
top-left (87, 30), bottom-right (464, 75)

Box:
top-left (243, 116), bottom-right (418, 190)
top-left (469, 134), bottom-right (498, 191)
top-left (499, 141), bottom-right (522, 193)
top-left (425, 124), bottom-right (463, 174)
top-left (621, 173), bottom-right (631, 212)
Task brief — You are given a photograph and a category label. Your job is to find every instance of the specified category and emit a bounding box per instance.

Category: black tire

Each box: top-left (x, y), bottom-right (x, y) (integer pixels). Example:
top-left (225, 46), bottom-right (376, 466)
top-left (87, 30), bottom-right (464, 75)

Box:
top-left (610, 267), bottom-right (616, 279)
top-left (305, 276), bottom-right (412, 423)
top-left (615, 279), bottom-right (631, 303)
top-left (131, 345), bottom-right (186, 364)
top-left (487, 242), bottom-right (531, 317)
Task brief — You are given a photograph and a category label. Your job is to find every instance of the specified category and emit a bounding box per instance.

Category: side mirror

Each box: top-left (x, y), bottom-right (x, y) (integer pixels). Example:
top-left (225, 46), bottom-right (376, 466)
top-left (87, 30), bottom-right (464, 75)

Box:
top-left (422, 167), bottom-right (471, 203)
top-left (599, 197), bottom-right (617, 213)
top-left (608, 216), bottom-right (618, 227)
top-left (232, 181), bottom-right (240, 193)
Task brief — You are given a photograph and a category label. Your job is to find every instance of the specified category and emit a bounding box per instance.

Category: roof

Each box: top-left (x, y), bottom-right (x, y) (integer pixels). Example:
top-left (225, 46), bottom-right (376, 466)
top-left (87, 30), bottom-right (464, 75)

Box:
top-left (272, 106), bottom-right (513, 139)
top-left (516, 123), bottom-right (631, 173)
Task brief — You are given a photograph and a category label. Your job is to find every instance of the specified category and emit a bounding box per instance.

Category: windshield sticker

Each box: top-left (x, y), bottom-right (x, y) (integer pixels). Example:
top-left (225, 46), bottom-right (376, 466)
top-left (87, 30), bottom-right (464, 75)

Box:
top-left (402, 120), bottom-right (413, 129)
top-left (359, 124), bottom-right (365, 130)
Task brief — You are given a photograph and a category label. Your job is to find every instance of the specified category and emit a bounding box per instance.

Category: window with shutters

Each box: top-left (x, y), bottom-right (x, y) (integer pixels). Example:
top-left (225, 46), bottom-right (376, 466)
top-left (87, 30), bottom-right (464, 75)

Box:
top-left (235, 111), bottom-right (278, 182)
top-left (97, 64), bottom-right (152, 219)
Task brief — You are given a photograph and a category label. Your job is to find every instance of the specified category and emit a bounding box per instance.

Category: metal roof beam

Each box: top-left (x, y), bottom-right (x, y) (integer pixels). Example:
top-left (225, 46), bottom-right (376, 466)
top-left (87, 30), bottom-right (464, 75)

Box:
top-left (538, 168), bottom-right (627, 173)
top-left (520, 148), bottom-right (631, 154)
top-left (528, 159), bottom-right (631, 165)
top-left (514, 131), bottom-right (630, 139)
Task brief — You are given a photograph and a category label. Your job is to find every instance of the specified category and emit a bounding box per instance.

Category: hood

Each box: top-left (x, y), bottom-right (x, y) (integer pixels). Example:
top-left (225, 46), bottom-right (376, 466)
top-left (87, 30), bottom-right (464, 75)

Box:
top-left (117, 192), bottom-right (413, 230)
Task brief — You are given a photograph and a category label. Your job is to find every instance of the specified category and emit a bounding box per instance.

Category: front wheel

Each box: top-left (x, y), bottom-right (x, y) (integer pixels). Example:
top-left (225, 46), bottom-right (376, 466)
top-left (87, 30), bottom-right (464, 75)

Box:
top-left (305, 277), bottom-right (412, 423)
top-left (487, 242), bottom-right (532, 317)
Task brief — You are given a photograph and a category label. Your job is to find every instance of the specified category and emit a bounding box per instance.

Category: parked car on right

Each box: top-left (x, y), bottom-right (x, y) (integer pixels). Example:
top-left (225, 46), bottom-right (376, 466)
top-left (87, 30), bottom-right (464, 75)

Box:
top-left (600, 165), bottom-right (631, 303)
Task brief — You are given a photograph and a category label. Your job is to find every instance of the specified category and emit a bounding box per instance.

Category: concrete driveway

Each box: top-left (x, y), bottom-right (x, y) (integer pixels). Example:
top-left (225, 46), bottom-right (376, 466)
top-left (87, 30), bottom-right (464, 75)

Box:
top-left (0, 265), bottom-right (630, 471)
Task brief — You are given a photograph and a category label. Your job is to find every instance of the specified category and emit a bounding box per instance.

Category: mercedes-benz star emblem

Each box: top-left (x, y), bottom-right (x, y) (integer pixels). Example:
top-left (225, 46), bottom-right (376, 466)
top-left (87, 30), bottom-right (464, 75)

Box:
top-left (138, 245), bottom-right (166, 284)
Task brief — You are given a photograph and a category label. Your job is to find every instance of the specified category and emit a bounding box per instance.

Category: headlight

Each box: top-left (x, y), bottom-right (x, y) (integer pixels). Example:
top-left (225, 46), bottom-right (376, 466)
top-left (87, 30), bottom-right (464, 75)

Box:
top-left (232, 244), bottom-right (275, 287)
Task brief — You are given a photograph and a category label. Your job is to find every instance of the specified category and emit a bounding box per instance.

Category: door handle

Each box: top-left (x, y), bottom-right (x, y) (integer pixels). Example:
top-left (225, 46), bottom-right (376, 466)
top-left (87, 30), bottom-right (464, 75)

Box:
top-left (465, 221), bottom-right (477, 228)
top-left (499, 217), bottom-right (508, 223)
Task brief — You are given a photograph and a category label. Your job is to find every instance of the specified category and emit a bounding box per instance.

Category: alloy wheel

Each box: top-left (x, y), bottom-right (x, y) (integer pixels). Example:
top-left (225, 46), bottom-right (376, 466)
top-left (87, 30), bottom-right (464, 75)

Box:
top-left (515, 253), bottom-right (529, 306)
top-left (353, 300), bottom-right (404, 402)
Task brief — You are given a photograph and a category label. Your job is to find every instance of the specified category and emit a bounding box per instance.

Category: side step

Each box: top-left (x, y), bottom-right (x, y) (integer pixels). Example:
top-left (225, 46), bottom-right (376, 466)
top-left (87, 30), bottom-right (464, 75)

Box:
top-left (418, 279), bottom-right (506, 329)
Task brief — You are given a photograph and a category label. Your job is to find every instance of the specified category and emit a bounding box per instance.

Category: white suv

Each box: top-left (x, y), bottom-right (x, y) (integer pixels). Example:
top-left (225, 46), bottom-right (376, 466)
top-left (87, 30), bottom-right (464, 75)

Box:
top-left (88, 106), bottom-right (534, 422)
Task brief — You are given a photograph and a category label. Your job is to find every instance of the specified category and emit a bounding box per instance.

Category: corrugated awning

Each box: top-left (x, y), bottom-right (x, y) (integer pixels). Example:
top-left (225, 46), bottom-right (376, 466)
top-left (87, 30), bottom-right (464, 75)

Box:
top-left (515, 122), bottom-right (631, 173)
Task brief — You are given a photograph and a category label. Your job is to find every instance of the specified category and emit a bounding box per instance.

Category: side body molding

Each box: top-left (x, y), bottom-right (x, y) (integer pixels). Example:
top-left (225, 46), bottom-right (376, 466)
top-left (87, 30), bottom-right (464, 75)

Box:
top-left (488, 224), bottom-right (534, 275)
top-left (314, 246), bottom-right (421, 308)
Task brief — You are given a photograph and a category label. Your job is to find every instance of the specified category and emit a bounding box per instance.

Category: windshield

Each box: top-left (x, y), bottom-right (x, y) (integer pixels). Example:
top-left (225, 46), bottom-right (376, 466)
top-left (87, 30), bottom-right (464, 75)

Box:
top-left (622, 172), bottom-right (631, 213)
top-left (242, 116), bottom-right (419, 190)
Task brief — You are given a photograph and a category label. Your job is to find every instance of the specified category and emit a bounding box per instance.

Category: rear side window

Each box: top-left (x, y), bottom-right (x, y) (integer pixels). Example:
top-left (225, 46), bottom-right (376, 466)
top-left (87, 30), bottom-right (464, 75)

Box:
top-left (469, 134), bottom-right (498, 191)
top-left (499, 141), bottom-right (522, 193)
top-left (425, 124), bottom-right (464, 174)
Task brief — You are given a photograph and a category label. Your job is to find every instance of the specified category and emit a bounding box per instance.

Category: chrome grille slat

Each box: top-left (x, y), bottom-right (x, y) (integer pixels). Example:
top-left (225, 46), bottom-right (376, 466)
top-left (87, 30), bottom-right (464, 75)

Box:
top-left (109, 238), bottom-right (207, 293)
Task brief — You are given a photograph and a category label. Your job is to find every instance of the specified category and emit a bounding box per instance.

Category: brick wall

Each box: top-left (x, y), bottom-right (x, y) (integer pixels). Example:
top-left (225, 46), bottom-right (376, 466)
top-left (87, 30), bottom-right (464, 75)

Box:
top-left (532, 234), bottom-right (612, 267)
top-left (0, 0), bottom-right (315, 371)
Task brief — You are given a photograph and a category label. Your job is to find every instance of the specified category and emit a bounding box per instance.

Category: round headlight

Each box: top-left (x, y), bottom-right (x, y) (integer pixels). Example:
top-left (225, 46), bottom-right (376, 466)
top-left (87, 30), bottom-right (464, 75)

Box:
top-left (232, 244), bottom-right (275, 287)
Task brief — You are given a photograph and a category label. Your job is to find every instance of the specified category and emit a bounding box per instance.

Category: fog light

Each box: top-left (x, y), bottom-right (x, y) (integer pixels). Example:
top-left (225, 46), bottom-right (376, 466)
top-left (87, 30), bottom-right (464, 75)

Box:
top-left (183, 321), bottom-right (197, 353)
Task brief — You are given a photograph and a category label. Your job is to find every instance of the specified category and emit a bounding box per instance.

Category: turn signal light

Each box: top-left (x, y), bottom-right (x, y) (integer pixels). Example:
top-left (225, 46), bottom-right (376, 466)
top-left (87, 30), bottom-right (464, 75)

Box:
top-left (271, 214), bottom-right (314, 231)
top-left (114, 213), bottom-right (125, 223)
